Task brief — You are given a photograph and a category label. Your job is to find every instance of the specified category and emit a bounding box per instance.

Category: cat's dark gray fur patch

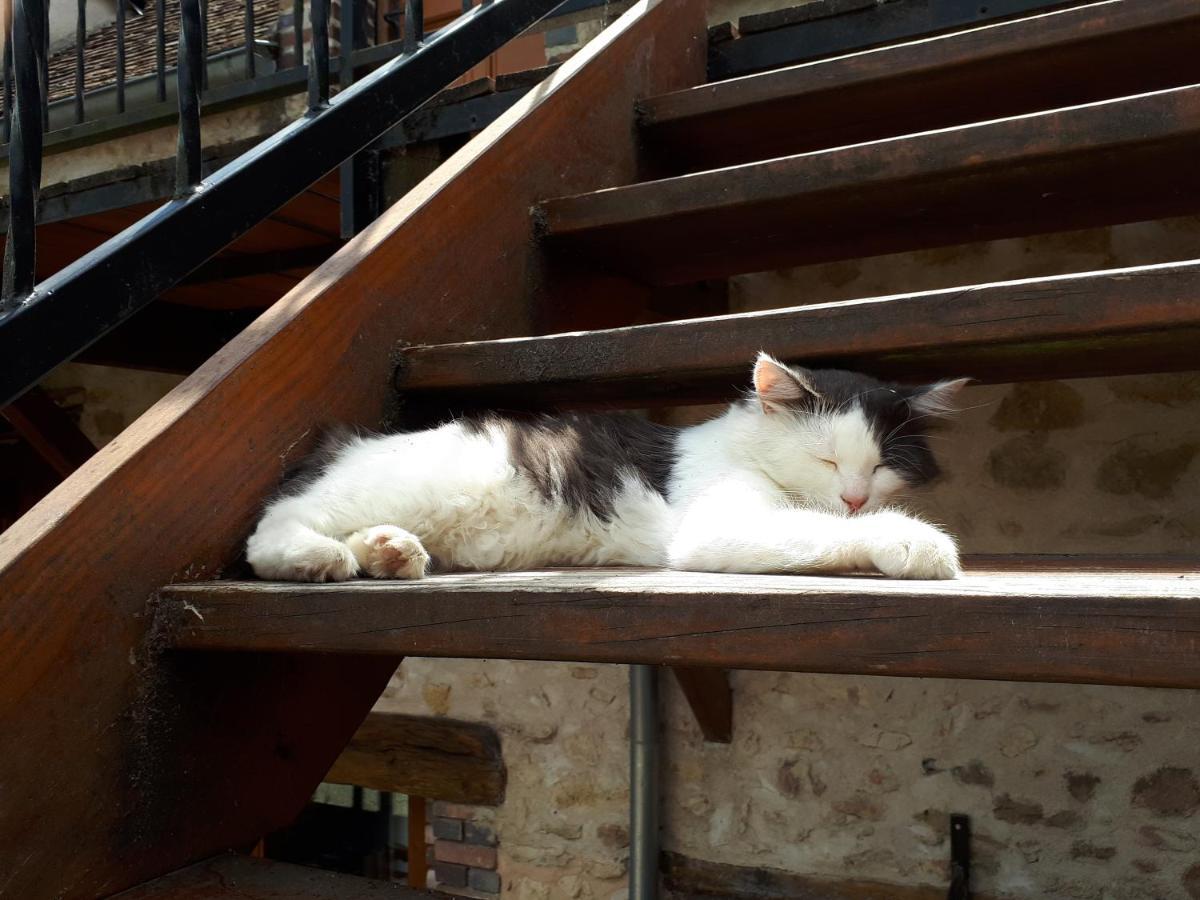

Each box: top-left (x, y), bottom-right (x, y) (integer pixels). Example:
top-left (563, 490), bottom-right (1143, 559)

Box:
top-left (465, 412), bottom-right (679, 521)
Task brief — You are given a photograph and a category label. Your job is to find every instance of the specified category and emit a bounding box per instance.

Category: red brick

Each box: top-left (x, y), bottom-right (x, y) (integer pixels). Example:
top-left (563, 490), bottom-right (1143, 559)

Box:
top-left (435, 839), bottom-right (498, 869)
top-left (432, 801), bottom-right (477, 819)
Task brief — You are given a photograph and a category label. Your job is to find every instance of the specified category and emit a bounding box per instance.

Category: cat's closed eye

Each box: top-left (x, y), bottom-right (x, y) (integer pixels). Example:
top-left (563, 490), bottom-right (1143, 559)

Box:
top-left (817, 458), bottom-right (837, 470)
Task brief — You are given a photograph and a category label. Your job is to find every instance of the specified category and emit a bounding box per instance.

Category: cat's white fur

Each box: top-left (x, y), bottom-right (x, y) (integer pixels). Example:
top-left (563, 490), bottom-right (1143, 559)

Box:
top-left (246, 354), bottom-right (963, 582)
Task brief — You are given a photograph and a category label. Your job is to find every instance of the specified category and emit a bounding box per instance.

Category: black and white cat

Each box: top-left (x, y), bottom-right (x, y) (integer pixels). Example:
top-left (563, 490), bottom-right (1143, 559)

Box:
top-left (246, 354), bottom-right (967, 582)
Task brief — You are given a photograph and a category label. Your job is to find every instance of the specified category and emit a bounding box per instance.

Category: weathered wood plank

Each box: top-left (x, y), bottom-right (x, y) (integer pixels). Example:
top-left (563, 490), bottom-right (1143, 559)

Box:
top-left (0, 2), bottom-right (708, 895)
top-left (644, 0), bottom-right (1200, 172)
top-left (160, 558), bottom-right (1200, 689)
top-left (543, 85), bottom-right (1200, 285)
top-left (394, 261), bottom-right (1200, 406)
top-left (113, 854), bottom-right (432, 899)
top-left (663, 850), bottom-right (1000, 900)
top-left (671, 667), bottom-right (733, 744)
top-left (326, 712), bottom-right (506, 805)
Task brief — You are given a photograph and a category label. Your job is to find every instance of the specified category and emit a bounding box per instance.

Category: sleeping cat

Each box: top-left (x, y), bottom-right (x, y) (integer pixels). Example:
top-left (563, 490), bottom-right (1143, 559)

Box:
top-left (246, 353), bottom-right (967, 582)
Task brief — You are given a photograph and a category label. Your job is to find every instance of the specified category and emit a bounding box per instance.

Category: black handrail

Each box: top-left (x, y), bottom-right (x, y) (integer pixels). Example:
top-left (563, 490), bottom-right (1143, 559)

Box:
top-left (0, 0), bottom-right (569, 405)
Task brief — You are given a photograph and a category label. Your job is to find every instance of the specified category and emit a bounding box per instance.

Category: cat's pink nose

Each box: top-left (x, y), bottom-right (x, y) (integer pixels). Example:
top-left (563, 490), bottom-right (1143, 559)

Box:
top-left (842, 493), bottom-right (868, 513)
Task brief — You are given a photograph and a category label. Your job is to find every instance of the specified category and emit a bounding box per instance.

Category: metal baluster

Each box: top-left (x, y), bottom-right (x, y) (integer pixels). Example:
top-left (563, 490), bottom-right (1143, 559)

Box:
top-left (339, 0), bottom-right (354, 82)
top-left (200, 0), bottom-right (208, 90)
top-left (74, 0), bottom-right (85, 122)
top-left (292, 0), bottom-right (302, 67)
top-left (115, 0), bottom-right (126, 112)
top-left (3, 0), bottom-right (46, 307)
top-left (243, 0), bottom-right (255, 78)
top-left (155, 0), bottom-right (166, 101)
top-left (4, 16), bottom-right (15, 142)
top-left (338, 0), bottom-right (357, 237)
top-left (307, 0), bottom-right (328, 109)
top-left (402, 0), bottom-right (421, 51)
top-left (175, 0), bottom-right (202, 193)
top-left (40, 0), bottom-right (48, 130)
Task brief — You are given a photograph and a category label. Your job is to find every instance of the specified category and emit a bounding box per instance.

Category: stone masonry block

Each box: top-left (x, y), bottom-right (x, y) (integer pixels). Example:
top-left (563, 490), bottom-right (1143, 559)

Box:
top-left (468, 867), bottom-right (502, 893)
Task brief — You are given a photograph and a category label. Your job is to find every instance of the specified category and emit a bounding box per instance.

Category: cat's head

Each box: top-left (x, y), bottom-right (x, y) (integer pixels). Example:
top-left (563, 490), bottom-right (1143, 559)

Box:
top-left (743, 353), bottom-right (968, 515)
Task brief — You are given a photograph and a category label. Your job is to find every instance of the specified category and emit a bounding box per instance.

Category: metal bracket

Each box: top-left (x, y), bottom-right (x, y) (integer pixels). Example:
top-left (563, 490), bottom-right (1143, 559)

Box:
top-left (947, 814), bottom-right (970, 900)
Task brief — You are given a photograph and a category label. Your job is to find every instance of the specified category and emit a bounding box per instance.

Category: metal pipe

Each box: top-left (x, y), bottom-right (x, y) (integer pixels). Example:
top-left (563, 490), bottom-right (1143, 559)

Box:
top-left (629, 664), bottom-right (658, 900)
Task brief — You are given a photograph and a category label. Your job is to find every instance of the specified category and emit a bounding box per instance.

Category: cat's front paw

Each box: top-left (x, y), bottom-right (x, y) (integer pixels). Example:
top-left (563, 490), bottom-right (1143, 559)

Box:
top-left (862, 513), bottom-right (960, 580)
top-left (347, 525), bottom-right (431, 579)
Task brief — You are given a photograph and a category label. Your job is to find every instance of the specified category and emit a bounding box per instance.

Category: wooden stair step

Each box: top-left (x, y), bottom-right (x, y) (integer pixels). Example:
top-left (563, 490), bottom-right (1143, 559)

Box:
top-left (641, 0), bottom-right (1200, 172)
top-left (113, 854), bottom-right (431, 898)
top-left (394, 260), bottom-right (1200, 406)
top-left (160, 558), bottom-right (1200, 690)
top-left (540, 84), bottom-right (1200, 285)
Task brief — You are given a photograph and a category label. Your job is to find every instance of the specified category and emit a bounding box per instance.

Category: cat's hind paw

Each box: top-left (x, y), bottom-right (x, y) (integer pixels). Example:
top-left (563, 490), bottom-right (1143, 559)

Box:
top-left (864, 514), bottom-right (961, 580)
top-left (348, 525), bottom-right (431, 580)
top-left (247, 533), bottom-right (359, 582)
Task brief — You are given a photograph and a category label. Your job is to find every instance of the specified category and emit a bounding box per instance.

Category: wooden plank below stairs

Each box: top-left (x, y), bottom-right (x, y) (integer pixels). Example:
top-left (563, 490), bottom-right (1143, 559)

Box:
top-left (640, 0), bottom-right (1200, 171)
top-left (541, 84), bottom-right (1200, 285)
top-left (394, 260), bottom-right (1200, 406)
top-left (160, 558), bottom-right (1200, 690)
top-left (113, 854), bottom-right (432, 898)
top-left (326, 711), bottom-right (507, 805)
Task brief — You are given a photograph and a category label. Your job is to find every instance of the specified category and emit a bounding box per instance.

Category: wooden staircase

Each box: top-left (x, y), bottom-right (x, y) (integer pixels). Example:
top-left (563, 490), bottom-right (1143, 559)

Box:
top-left (3, 0), bottom-right (1199, 895)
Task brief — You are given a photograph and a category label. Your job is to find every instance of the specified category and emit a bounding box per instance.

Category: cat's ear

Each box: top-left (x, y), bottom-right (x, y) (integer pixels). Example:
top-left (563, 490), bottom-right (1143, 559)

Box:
top-left (753, 353), bottom-right (818, 414)
top-left (907, 378), bottom-right (972, 418)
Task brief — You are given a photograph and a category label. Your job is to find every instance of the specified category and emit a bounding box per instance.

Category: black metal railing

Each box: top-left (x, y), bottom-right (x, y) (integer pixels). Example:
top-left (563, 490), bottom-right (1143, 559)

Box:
top-left (0, 0), bottom-right (574, 405)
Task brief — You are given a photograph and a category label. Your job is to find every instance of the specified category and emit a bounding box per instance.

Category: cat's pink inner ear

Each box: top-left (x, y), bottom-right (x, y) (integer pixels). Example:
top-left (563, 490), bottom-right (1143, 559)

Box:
top-left (753, 354), bottom-right (812, 413)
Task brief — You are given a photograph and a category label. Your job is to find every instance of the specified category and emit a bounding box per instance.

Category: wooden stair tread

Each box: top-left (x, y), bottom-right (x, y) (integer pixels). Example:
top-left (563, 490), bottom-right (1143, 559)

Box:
top-left (640, 0), bottom-right (1200, 171)
top-left (160, 557), bottom-right (1200, 689)
top-left (540, 84), bottom-right (1200, 284)
top-left (395, 260), bottom-right (1200, 403)
top-left (113, 854), bottom-right (431, 898)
